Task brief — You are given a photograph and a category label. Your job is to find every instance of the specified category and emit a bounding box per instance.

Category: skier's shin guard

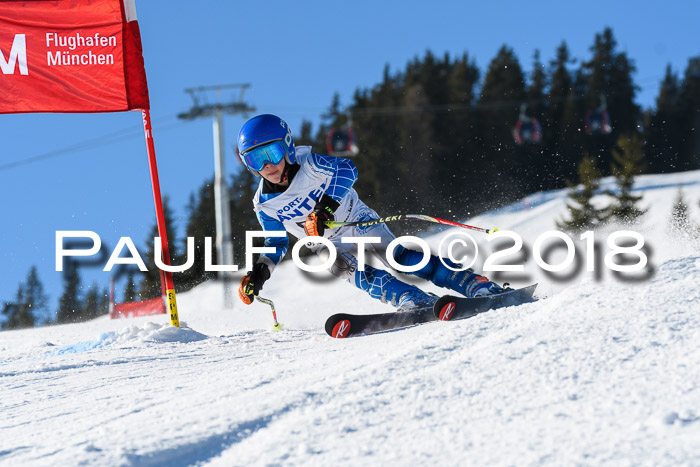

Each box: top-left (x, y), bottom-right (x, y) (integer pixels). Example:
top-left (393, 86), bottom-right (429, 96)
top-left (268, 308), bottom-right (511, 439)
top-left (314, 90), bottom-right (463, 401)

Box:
top-left (353, 264), bottom-right (421, 306)
top-left (393, 245), bottom-right (486, 297)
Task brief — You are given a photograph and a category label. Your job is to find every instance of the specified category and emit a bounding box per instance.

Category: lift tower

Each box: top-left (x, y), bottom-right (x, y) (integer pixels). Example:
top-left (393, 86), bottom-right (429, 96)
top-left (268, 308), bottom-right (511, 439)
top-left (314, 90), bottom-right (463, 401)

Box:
top-left (178, 84), bottom-right (256, 308)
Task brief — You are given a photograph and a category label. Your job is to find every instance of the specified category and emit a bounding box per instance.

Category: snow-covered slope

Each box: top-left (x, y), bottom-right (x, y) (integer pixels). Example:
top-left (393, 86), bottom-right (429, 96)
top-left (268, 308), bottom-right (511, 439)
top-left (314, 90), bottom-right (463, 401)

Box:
top-left (1, 171), bottom-right (699, 466)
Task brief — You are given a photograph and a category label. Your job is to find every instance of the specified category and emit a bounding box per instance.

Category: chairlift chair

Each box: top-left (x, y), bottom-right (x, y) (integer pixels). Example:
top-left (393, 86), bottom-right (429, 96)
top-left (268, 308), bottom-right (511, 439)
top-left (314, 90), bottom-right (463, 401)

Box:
top-left (326, 126), bottom-right (359, 156)
top-left (585, 95), bottom-right (613, 135)
top-left (513, 104), bottom-right (542, 145)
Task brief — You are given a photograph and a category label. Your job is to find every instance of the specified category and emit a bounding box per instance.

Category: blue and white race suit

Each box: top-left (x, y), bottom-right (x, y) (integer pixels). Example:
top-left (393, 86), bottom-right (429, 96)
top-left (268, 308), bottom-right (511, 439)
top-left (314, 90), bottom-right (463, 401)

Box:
top-left (252, 146), bottom-right (492, 305)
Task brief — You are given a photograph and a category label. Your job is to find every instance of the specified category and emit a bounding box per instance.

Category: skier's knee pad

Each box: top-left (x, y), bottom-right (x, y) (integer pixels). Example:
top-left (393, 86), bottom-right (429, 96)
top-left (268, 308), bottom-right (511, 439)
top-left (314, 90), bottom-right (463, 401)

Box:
top-left (328, 251), bottom-right (357, 281)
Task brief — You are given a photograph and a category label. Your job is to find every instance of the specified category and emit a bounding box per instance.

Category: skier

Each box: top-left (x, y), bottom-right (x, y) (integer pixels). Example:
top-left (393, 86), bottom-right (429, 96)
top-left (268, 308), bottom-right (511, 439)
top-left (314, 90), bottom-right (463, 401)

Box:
top-left (237, 114), bottom-right (507, 310)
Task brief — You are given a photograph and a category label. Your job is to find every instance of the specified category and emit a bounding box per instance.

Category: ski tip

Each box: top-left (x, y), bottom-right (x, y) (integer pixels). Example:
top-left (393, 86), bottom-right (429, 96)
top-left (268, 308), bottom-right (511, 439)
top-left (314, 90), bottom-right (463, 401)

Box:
top-left (331, 319), bottom-right (351, 338)
top-left (438, 300), bottom-right (457, 321)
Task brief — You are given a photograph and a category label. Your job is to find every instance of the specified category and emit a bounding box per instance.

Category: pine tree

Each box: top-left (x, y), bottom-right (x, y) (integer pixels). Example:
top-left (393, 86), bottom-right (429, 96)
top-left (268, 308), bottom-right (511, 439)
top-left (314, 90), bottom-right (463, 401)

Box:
top-left (83, 283), bottom-right (100, 320)
top-left (397, 60), bottom-right (436, 215)
top-left (527, 49), bottom-right (548, 119)
top-left (520, 49), bottom-right (549, 193)
top-left (230, 168), bottom-right (264, 264)
top-left (101, 287), bottom-right (110, 316)
top-left (559, 68), bottom-right (590, 183)
top-left (57, 262), bottom-right (83, 324)
top-left (349, 64), bottom-right (402, 212)
top-left (646, 65), bottom-right (683, 173)
top-left (405, 51), bottom-right (451, 212)
top-left (2, 283), bottom-right (31, 330)
top-left (669, 188), bottom-right (699, 239)
top-left (678, 57), bottom-right (700, 171)
top-left (608, 133), bottom-right (647, 223)
top-left (580, 28), bottom-right (640, 174)
top-left (124, 271), bottom-right (138, 302)
top-left (295, 119), bottom-right (315, 147)
top-left (25, 266), bottom-right (50, 325)
top-left (315, 92), bottom-right (344, 149)
top-left (546, 41), bottom-right (579, 187)
top-left (443, 53), bottom-right (481, 213)
top-left (477, 45), bottom-right (528, 203)
top-left (1, 301), bottom-right (14, 329)
top-left (179, 179), bottom-right (217, 291)
top-left (670, 188), bottom-right (689, 230)
top-left (557, 155), bottom-right (610, 232)
top-left (2, 266), bottom-right (51, 330)
top-left (1, 293), bottom-right (30, 330)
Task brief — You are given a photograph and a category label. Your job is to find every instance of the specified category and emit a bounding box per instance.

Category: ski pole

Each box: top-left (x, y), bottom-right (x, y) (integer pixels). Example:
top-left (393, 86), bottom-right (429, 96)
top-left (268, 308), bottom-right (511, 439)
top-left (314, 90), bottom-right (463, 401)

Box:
top-left (243, 283), bottom-right (282, 331)
top-left (325, 214), bottom-right (498, 234)
top-left (255, 294), bottom-right (283, 331)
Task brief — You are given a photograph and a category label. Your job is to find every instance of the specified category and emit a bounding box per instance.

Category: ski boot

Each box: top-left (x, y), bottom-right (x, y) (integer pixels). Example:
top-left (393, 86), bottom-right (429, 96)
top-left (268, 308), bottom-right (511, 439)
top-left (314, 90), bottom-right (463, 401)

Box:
top-left (396, 288), bottom-right (438, 312)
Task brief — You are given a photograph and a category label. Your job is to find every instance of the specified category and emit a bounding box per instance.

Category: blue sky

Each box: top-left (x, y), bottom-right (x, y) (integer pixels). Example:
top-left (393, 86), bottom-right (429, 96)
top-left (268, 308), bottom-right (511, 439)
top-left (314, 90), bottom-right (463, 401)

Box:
top-left (1, 0), bottom-right (698, 312)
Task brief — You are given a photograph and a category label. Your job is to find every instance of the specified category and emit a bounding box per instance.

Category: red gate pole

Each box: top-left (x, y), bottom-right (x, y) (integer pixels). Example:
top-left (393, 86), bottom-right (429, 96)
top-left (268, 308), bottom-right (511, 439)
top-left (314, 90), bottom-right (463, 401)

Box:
top-left (141, 109), bottom-right (180, 327)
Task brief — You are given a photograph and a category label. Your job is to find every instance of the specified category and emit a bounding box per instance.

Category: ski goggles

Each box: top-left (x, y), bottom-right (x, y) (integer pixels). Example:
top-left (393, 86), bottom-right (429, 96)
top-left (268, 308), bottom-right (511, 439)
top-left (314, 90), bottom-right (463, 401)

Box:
top-left (241, 140), bottom-right (287, 172)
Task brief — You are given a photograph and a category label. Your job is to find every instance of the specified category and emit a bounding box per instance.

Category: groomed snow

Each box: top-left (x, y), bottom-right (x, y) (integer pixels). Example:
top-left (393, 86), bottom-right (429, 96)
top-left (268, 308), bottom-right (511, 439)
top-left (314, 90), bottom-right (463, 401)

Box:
top-left (1, 171), bottom-right (699, 466)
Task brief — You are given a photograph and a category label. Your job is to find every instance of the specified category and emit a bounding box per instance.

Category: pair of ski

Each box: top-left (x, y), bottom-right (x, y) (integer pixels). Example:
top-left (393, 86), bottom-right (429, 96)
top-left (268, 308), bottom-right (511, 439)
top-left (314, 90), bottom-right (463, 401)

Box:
top-left (325, 284), bottom-right (537, 338)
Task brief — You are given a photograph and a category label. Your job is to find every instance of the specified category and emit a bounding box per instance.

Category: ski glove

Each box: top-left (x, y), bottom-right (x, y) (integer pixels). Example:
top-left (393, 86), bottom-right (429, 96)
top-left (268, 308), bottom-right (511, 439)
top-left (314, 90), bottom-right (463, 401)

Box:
top-left (238, 263), bottom-right (271, 305)
top-left (304, 194), bottom-right (340, 237)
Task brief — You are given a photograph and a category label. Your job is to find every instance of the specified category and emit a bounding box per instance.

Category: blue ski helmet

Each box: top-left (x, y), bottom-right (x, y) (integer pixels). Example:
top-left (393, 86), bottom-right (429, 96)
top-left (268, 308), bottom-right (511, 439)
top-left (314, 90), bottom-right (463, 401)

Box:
top-left (237, 114), bottom-right (296, 176)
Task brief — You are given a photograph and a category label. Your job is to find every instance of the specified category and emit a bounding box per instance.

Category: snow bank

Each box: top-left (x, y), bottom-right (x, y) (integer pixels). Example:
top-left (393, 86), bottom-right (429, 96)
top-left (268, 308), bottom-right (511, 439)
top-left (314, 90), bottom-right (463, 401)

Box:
top-left (0, 170), bottom-right (698, 466)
